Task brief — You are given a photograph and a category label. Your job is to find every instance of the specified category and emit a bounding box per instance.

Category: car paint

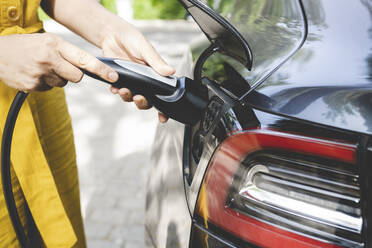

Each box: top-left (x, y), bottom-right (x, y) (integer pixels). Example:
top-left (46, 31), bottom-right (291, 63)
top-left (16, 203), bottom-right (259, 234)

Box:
top-left (247, 0), bottom-right (372, 135)
top-left (145, 120), bottom-right (191, 248)
top-left (145, 0), bottom-right (372, 247)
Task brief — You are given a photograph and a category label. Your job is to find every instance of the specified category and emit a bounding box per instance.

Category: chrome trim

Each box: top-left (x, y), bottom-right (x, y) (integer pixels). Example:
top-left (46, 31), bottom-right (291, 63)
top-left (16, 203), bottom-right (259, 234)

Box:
top-left (239, 165), bottom-right (363, 234)
top-left (156, 77), bottom-right (185, 102)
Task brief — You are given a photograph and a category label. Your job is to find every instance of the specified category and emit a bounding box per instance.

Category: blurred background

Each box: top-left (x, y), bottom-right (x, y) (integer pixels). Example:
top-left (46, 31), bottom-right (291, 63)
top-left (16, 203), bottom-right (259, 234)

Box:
top-left (41, 1), bottom-right (201, 247)
top-left (39, 0), bottom-right (188, 21)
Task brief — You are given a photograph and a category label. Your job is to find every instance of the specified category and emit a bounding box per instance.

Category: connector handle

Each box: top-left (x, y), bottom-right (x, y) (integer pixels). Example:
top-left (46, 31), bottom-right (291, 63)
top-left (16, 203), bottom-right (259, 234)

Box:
top-left (83, 57), bottom-right (177, 96)
top-left (84, 57), bottom-right (208, 125)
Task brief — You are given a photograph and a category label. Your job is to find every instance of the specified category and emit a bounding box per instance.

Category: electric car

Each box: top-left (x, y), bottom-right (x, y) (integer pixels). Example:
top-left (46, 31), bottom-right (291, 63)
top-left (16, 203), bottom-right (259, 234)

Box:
top-left (145, 0), bottom-right (372, 247)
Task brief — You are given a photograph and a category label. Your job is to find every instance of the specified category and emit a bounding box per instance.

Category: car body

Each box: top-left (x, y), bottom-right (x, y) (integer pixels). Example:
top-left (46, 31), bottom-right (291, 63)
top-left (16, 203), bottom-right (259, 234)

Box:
top-left (145, 0), bottom-right (372, 247)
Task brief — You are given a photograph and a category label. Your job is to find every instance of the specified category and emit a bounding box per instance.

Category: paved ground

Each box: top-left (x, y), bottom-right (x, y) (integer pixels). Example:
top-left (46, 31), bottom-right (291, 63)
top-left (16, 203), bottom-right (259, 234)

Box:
top-left (43, 18), bottom-right (200, 248)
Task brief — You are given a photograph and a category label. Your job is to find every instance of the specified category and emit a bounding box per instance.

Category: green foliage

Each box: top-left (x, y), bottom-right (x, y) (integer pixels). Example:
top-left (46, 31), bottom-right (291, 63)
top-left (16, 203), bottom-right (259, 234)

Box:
top-left (37, 8), bottom-right (50, 21)
top-left (133, 0), bottom-right (186, 20)
top-left (208, 0), bottom-right (234, 15)
top-left (100, 0), bottom-right (117, 14)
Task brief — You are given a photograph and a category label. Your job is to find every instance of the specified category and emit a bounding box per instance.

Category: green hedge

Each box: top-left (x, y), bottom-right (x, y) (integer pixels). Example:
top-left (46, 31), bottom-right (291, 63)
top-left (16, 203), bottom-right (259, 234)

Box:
top-left (133, 0), bottom-right (186, 20)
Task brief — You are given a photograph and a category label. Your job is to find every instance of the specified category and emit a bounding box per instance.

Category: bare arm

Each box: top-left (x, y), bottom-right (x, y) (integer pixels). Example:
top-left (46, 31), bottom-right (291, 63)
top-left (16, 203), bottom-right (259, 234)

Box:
top-left (41, 0), bottom-right (174, 122)
top-left (41, 0), bottom-right (118, 48)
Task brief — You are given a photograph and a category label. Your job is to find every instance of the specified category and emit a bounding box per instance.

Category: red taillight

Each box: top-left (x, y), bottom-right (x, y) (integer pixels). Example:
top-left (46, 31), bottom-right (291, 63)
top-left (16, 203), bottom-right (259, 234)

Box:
top-left (196, 129), bottom-right (362, 247)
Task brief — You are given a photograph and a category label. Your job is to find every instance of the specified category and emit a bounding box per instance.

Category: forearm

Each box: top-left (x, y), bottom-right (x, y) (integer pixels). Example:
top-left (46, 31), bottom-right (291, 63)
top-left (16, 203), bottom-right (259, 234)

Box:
top-left (41, 0), bottom-right (174, 120)
top-left (41, 0), bottom-right (127, 48)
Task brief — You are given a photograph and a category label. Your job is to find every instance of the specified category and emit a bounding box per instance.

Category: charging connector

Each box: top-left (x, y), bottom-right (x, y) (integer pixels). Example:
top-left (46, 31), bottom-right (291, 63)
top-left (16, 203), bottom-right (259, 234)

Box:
top-left (1, 58), bottom-right (209, 248)
top-left (84, 57), bottom-right (208, 125)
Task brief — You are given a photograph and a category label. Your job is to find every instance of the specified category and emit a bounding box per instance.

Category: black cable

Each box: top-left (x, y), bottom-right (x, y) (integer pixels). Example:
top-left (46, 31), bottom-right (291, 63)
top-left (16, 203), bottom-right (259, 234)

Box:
top-left (1, 91), bottom-right (30, 248)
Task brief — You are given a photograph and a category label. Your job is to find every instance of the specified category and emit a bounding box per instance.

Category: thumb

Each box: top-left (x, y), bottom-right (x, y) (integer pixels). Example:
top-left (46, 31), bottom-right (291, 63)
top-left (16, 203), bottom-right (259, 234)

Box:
top-left (142, 44), bottom-right (175, 77)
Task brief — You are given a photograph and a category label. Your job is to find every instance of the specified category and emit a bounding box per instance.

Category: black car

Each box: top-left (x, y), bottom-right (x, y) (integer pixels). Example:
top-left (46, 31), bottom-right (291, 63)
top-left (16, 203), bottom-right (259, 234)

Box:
top-left (145, 0), bottom-right (372, 247)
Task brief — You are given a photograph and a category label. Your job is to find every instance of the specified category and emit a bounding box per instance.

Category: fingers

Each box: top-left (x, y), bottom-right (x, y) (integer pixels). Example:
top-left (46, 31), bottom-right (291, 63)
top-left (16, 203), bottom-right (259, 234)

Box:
top-left (118, 88), bottom-right (133, 102)
top-left (42, 74), bottom-right (68, 88)
top-left (57, 39), bottom-right (119, 83)
top-left (110, 86), bottom-right (119, 94)
top-left (30, 81), bottom-right (53, 92)
top-left (112, 86), bottom-right (150, 109)
top-left (133, 95), bottom-right (150, 110)
top-left (141, 42), bottom-right (175, 77)
top-left (111, 85), bottom-right (150, 109)
top-left (53, 55), bottom-right (84, 83)
top-left (158, 112), bottom-right (169, 123)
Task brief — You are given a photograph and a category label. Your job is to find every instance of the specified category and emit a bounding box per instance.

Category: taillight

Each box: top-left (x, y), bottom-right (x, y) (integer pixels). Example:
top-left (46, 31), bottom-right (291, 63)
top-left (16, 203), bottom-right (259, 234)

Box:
top-left (196, 129), bottom-right (363, 247)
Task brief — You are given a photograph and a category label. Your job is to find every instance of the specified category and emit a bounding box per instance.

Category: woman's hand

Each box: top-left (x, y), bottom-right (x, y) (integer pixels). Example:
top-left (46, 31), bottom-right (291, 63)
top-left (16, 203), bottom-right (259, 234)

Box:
top-left (0, 33), bottom-right (118, 92)
top-left (100, 21), bottom-right (175, 123)
top-left (40, 0), bottom-right (173, 122)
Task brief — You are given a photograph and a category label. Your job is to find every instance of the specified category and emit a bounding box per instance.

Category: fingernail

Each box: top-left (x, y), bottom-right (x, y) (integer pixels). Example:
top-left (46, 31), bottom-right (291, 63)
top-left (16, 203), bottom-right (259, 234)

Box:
top-left (109, 72), bottom-right (118, 82)
top-left (160, 116), bottom-right (168, 123)
top-left (119, 88), bottom-right (128, 96)
top-left (134, 96), bottom-right (144, 108)
top-left (135, 99), bottom-right (142, 107)
top-left (141, 99), bottom-right (147, 108)
top-left (164, 65), bottom-right (175, 74)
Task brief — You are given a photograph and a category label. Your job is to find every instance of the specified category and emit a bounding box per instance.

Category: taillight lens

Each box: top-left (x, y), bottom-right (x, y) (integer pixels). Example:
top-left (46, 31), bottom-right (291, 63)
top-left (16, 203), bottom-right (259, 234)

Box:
top-left (196, 129), bottom-right (363, 247)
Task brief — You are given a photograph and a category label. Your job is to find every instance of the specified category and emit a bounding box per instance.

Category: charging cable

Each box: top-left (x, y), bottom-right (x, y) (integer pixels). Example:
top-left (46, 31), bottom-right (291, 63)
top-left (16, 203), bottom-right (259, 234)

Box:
top-left (1, 57), bottom-right (208, 248)
top-left (1, 91), bottom-right (30, 247)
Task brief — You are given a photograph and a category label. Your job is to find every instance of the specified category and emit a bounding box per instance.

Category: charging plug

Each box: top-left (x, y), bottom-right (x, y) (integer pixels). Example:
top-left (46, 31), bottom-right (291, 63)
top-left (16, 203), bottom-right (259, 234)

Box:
top-left (83, 57), bottom-right (208, 125)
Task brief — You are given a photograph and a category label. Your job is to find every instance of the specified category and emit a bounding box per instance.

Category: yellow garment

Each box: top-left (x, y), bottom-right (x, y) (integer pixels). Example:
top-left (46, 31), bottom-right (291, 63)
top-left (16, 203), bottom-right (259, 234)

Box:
top-left (0, 0), bottom-right (86, 247)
